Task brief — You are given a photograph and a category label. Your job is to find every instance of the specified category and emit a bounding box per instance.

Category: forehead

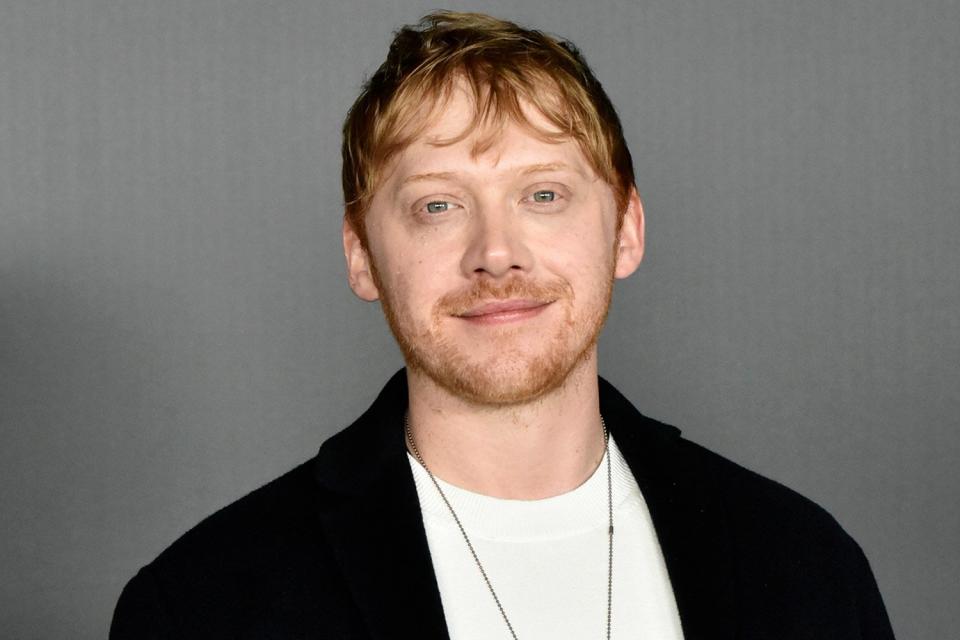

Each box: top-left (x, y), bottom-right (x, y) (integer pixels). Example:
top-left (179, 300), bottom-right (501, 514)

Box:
top-left (386, 86), bottom-right (596, 181)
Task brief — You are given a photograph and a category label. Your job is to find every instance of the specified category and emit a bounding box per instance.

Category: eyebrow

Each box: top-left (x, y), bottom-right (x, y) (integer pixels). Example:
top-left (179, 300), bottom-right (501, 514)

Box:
top-left (399, 162), bottom-right (580, 187)
top-left (517, 162), bottom-right (576, 176)
top-left (400, 171), bottom-right (459, 186)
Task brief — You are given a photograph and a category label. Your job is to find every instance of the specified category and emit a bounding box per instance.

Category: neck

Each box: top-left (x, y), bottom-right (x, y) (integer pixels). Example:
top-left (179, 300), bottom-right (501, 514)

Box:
top-left (405, 351), bottom-right (605, 500)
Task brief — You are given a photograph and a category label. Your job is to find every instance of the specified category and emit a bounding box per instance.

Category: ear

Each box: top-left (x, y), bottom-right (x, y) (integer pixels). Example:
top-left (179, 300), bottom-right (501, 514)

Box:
top-left (342, 217), bottom-right (381, 301)
top-left (614, 187), bottom-right (645, 279)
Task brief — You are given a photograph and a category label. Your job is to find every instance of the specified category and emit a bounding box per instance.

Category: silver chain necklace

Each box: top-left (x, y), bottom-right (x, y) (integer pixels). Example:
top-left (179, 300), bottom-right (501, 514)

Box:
top-left (404, 415), bottom-right (613, 640)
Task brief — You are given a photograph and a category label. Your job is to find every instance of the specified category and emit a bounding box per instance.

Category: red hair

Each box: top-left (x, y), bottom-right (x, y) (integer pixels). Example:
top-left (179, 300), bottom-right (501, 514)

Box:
top-left (342, 11), bottom-right (635, 245)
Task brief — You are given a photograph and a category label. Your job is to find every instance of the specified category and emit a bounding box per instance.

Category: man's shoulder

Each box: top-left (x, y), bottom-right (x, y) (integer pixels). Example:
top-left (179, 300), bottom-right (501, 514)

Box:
top-left (620, 413), bottom-right (894, 637)
top-left (653, 419), bottom-right (878, 595)
top-left (646, 417), bottom-right (857, 551)
top-left (611, 394), bottom-right (846, 538)
top-left (153, 459), bottom-right (321, 567)
top-left (679, 435), bottom-right (842, 528)
top-left (142, 398), bottom-right (392, 572)
top-left (120, 379), bottom-right (404, 600)
top-left (132, 459), bottom-right (334, 600)
top-left (616, 402), bottom-right (868, 569)
top-left (112, 458), bottom-right (349, 637)
top-left (112, 381), bottom-right (406, 639)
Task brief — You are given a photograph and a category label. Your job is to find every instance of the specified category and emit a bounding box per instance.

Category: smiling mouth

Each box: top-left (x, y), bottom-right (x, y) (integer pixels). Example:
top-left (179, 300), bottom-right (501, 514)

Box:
top-left (456, 299), bottom-right (554, 325)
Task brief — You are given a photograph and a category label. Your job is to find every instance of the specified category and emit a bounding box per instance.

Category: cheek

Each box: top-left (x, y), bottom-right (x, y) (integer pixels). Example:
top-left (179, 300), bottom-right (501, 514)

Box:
top-left (369, 234), bottom-right (458, 310)
top-left (537, 222), bottom-right (613, 276)
top-left (385, 268), bottom-right (445, 322)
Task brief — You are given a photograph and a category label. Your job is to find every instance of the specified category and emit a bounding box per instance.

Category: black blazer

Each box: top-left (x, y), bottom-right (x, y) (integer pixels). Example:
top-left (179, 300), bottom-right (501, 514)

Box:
top-left (111, 370), bottom-right (895, 639)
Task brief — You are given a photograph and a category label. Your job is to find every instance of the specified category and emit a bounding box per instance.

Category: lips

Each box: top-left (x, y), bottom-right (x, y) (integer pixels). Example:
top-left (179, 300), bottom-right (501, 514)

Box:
top-left (459, 299), bottom-right (551, 317)
top-left (439, 278), bottom-right (570, 325)
top-left (457, 299), bottom-right (553, 319)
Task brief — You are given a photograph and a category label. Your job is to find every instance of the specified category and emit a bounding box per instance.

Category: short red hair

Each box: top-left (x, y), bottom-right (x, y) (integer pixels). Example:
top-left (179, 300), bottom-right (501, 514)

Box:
top-left (341, 11), bottom-right (636, 245)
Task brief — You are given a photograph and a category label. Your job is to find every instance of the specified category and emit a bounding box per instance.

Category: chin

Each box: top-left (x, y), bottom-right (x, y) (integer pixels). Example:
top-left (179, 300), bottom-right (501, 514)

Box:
top-left (412, 341), bottom-right (597, 407)
top-left (381, 280), bottom-right (611, 407)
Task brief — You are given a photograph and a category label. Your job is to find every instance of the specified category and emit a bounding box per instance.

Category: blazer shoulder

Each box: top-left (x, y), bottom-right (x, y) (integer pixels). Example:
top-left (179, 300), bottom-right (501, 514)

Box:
top-left (155, 459), bottom-right (321, 566)
top-left (111, 459), bottom-right (342, 638)
top-left (675, 437), bottom-right (895, 636)
top-left (677, 436), bottom-right (848, 537)
top-left (608, 388), bottom-right (852, 546)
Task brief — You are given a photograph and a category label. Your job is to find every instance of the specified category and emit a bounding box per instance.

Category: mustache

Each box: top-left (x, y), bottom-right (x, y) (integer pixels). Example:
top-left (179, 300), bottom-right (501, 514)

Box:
top-left (437, 277), bottom-right (573, 316)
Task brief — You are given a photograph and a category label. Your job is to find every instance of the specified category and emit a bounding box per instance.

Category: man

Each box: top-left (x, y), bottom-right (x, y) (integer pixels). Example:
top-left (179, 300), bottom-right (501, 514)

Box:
top-left (112, 11), bottom-right (895, 639)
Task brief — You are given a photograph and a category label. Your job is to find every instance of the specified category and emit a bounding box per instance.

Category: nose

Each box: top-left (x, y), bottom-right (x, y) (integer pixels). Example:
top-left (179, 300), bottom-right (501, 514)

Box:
top-left (459, 206), bottom-right (534, 278)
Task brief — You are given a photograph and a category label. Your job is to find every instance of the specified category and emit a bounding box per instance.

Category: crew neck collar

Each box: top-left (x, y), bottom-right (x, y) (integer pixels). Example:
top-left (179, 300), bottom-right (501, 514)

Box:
top-left (408, 435), bottom-right (637, 541)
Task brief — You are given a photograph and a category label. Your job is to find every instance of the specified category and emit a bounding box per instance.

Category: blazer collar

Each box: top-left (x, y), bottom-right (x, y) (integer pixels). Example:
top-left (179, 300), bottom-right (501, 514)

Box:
top-left (313, 370), bottom-right (735, 640)
top-left (600, 377), bottom-right (737, 640)
top-left (312, 369), bottom-right (450, 639)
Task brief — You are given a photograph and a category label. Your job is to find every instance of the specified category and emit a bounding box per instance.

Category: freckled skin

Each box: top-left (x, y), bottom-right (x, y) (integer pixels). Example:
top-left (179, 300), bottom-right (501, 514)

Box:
top-left (348, 88), bottom-right (637, 407)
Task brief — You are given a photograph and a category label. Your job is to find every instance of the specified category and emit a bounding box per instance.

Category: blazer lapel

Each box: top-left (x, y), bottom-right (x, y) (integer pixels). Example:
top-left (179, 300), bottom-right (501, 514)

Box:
top-left (312, 370), bottom-right (451, 640)
top-left (600, 378), bottom-right (737, 640)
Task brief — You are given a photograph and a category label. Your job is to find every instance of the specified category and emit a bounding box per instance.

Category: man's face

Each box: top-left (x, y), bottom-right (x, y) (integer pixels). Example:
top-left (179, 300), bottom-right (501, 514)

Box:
top-left (344, 88), bottom-right (644, 406)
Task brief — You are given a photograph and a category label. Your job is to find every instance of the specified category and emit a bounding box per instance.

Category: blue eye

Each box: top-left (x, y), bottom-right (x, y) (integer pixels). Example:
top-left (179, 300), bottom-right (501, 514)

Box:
top-left (425, 201), bottom-right (450, 214)
top-left (532, 190), bottom-right (557, 203)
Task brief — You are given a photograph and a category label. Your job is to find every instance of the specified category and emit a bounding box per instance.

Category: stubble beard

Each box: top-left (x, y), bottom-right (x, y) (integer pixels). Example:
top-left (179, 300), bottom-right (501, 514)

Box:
top-left (373, 266), bottom-right (616, 407)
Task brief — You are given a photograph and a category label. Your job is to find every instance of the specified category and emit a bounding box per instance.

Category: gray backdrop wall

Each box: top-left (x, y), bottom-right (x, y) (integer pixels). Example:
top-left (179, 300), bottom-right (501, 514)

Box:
top-left (1, 0), bottom-right (957, 638)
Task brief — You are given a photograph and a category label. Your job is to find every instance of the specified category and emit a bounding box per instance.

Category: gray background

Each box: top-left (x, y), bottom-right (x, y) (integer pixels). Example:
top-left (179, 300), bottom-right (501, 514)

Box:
top-left (1, 0), bottom-right (957, 638)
